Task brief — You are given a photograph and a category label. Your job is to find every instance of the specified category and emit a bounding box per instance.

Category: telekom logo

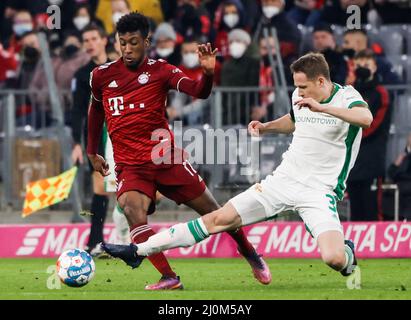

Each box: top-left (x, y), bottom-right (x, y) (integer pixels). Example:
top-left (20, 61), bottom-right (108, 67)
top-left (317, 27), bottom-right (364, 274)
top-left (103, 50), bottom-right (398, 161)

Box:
top-left (108, 96), bottom-right (145, 116)
top-left (16, 228), bottom-right (46, 256)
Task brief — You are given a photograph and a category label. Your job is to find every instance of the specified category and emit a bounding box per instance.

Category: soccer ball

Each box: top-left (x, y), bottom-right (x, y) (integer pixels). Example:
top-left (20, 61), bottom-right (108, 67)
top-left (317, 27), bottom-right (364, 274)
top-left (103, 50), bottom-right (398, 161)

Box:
top-left (56, 249), bottom-right (96, 287)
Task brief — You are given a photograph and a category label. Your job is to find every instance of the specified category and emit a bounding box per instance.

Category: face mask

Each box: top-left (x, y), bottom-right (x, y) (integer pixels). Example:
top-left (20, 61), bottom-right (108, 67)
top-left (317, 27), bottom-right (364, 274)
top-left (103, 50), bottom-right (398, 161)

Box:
top-left (112, 12), bottom-right (125, 25)
top-left (229, 41), bottom-right (247, 59)
top-left (223, 13), bottom-right (239, 28)
top-left (23, 46), bottom-right (40, 63)
top-left (182, 53), bottom-right (199, 69)
top-left (73, 16), bottom-right (90, 30)
top-left (62, 44), bottom-right (79, 58)
top-left (156, 47), bottom-right (174, 58)
top-left (262, 6), bottom-right (280, 19)
top-left (355, 67), bottom-right (371, 81)
top-left (342, 48), bottom-right (356, 59)
top-left (13, 23), bottom-right (33, 37)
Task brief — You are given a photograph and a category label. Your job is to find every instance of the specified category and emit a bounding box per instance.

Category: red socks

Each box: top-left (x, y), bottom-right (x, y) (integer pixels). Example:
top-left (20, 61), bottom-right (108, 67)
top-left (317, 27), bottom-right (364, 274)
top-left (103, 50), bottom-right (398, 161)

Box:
top-left (228, 228), bottom-right (255, 255)
top-left (130, 223), bottom-right (176, 278)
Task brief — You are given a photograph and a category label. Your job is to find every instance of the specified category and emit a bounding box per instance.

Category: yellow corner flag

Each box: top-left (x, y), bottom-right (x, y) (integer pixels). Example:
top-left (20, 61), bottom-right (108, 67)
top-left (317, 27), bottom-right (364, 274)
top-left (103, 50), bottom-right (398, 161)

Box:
top-left (22, 167), bottom-right (78, 217)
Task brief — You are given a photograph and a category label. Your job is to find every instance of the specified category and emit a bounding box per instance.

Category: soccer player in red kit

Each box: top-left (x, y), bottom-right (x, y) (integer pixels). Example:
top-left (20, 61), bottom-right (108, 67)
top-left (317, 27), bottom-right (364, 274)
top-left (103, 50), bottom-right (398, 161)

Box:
top-left (87, 12), bottom-right (271, 290)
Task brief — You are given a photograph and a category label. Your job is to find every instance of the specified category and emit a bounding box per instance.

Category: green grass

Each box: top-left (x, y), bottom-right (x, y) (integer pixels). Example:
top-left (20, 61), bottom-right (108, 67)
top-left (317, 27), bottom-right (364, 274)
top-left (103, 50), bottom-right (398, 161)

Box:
top-left (0, 258), bottom-right (410, 300)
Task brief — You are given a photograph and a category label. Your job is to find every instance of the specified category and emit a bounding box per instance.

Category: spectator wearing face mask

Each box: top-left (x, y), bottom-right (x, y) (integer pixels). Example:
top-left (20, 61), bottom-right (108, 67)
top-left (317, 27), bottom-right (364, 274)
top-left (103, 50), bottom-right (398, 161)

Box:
top-left (212, 0), bottom-right (247, 62)
top-left (311, 23), bottom-right (347, 85)
top-left (7, 10), bottom-right (35, 55)
top-left (70, 4), bottom-right (105, 36)
top-left (29, 33), bottom-right (90, 126)
top-left (6, 31), bottom-right (41, 124)
top-left (342, 29), bottom-right (401, 86)
top-left (152, 22), bottom-right (181, 66)
top-left (221, 29), bottom-right (259, 125)
top-left (347, 49), bottom-right (392, 221)
top-left (255, 0), bottom-right (301, 66)
top-left (167, 38), bottom-right (221, 125)
top-left (95, 0), bottom-right (130, 35)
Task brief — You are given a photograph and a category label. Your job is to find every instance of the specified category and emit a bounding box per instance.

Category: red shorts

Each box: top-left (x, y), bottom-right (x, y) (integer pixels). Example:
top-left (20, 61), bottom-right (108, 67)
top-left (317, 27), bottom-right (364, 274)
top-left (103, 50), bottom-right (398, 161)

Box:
top-left (115, 160), bottom-right (206, 214)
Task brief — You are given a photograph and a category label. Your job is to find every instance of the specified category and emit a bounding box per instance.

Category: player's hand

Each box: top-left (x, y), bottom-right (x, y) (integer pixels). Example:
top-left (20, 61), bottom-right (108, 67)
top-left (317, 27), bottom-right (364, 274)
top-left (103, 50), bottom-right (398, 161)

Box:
top-left (294, 97), bottom-right (325, 112)
top-left (198, 42), bottom-right (218, 76)
top-left (248, 121), bottom-right (266, 137)
top-left (87, 154), bottom-right (110, 176)
top-left (71, 144), bottom-right (84, 165)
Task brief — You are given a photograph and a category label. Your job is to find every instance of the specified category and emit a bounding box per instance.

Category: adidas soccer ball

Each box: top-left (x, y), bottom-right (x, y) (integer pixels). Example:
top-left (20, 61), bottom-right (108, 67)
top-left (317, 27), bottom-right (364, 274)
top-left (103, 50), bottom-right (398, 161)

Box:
top-left (56, 249), bottom-right (95, 287)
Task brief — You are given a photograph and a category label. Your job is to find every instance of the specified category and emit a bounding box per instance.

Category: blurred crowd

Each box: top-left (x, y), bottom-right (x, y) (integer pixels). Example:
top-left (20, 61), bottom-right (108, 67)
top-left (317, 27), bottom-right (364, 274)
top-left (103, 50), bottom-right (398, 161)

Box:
top-left (0, 0), bottom-right (411, 221)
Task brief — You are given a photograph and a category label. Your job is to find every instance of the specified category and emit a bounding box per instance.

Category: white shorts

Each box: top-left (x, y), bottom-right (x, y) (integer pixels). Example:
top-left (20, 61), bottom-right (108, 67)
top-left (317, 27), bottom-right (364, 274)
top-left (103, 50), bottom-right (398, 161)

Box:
top-left (229, 171), bottom-right (343, 240)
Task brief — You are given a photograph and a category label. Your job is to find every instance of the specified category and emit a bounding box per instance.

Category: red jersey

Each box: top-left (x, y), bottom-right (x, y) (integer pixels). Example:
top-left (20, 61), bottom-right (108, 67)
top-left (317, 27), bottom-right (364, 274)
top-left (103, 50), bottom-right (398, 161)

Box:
top-left (90, 57), bottom-right (196, 165)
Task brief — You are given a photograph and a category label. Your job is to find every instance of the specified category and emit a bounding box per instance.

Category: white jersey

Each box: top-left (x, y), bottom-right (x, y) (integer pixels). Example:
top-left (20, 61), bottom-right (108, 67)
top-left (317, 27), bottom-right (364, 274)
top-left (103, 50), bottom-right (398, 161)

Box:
top-left (275, 83), bottom-right (368, 200)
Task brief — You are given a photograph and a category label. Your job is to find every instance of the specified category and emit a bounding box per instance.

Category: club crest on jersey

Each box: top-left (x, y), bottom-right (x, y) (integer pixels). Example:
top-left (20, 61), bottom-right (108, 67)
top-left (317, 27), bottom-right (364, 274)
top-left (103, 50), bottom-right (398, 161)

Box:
top-left (138, 72), bottom-right (150, 85)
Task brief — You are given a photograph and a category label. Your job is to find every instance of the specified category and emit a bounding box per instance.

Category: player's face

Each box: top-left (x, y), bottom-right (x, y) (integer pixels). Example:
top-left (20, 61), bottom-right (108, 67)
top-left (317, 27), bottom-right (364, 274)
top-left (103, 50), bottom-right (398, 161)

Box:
top-left (293, 72), bottom-right (324, 101)
top-left (118, 31), bottom-right (149, 69)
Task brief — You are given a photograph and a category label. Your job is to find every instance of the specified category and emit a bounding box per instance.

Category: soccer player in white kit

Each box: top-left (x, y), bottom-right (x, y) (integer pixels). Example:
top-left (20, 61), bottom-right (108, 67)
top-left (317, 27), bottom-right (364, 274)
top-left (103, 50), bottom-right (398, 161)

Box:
top-left (102, 52), bottom-right (373, 278)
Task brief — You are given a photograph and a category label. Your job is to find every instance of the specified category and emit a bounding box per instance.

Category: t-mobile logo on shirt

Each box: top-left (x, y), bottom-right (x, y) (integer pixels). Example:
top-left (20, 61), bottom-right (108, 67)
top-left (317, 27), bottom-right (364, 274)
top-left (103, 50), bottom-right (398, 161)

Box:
top-left (108, 96), bottom-right (145, 116)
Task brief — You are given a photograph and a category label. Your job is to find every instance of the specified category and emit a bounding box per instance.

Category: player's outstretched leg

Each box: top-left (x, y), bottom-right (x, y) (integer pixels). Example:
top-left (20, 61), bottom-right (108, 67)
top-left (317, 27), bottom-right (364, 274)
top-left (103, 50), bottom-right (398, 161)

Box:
top-left (184, 190), bottom-right (271, 285)
top-left (317, 231), bottom-right (357, 276)
top-left (102, 203), bottom-right (246, 270)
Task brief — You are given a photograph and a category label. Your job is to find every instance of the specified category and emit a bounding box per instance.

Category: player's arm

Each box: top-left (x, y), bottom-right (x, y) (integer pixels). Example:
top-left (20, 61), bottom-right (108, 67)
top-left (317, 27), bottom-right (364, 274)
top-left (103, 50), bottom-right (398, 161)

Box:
top-left (248, 114), bottom-right (295, 136)
top-left (86, 69), bottom-right (110, 176)
top-left (295, 97), bottom-right (373, 128)
top-left (86, 96), bottom-right (110, 176)
top-left (171, 43), bottom-right (217, 99)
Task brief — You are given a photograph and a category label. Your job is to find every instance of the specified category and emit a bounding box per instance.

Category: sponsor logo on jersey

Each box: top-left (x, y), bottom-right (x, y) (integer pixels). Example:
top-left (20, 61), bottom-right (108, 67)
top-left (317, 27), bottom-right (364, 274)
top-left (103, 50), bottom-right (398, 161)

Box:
top-left (295, 116), bottom-right (338, 126)
top-left (172, 68), bottom-right (182, 73)
top-left (138, 72), bottom-right (150, 84)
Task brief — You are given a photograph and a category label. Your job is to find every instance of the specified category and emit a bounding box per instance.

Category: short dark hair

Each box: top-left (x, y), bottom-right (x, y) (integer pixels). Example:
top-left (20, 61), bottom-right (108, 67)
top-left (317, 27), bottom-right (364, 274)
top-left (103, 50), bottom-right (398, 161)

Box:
top-left (313, 23), bottom-right (333, 35)
top-left (116, 11), bottom-right (150, 38)
top-left (343, 29), bottom-right (367, 38)
top-left (81, 23), bottom-right (107, 39)
top-left (354, 48), bottom-right (376, 61)
top-left (290, 52), bottom-right (331, 81)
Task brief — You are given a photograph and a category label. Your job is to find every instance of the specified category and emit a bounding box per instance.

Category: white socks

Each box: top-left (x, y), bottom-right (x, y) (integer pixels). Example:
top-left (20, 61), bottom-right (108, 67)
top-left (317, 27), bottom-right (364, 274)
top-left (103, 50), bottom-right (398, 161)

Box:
top-left (136, 218), bottom-right (209, 256)
top-left (112, 203), bottom-right (130, 244)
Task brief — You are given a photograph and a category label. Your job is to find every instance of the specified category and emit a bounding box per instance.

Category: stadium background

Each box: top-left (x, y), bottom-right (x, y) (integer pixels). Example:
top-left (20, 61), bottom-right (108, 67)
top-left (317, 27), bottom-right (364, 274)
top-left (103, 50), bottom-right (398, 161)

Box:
top-left (0, 0), bottom-right (411, 299)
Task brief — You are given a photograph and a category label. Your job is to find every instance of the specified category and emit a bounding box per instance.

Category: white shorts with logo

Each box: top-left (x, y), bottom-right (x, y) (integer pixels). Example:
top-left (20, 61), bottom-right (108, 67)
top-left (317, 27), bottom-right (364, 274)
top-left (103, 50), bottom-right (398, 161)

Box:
top-left (229, 171), bottom-right (343, 240)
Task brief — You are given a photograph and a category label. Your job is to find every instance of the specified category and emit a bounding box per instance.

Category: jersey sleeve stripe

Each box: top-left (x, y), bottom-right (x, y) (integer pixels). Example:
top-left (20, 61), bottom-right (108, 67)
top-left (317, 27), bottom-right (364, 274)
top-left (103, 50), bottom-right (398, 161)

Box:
top-left (91, 92), bottom-right (102, 102)
top-left (348, 100), bottom-right (368, 109)
top-left (176, 77), bottom-right (190, 92)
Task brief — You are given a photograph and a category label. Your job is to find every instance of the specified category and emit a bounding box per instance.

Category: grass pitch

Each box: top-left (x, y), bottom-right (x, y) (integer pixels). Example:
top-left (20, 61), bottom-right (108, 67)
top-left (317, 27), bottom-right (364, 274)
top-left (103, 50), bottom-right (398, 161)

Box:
top-left (0, 258), bottom-right (410, 300)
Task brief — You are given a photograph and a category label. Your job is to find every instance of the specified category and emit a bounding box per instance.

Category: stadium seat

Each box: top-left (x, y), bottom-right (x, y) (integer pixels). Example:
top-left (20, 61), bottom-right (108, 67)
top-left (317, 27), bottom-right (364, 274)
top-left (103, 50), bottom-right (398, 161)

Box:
top-left (330, 24), bottom-right (345, 47)
top-left (388, 54), bottom-right (411, 83)
top-left (393, 93), bottom-right (411, 130)
top-left (367, 27), bottom-right (404, 56)
top-left (297, 24), bottom-right (313, 54)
